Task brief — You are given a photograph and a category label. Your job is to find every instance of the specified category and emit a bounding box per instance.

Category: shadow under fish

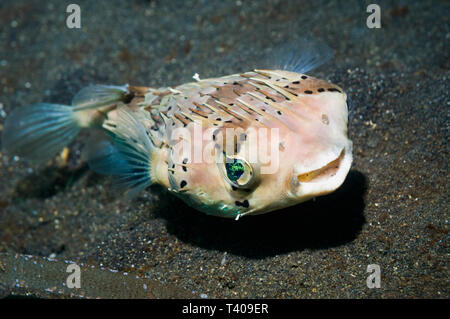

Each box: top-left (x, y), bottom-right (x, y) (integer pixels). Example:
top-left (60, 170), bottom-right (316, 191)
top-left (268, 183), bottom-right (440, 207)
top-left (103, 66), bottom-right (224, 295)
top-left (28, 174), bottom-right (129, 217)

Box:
top-left (155, 170), bottom-right (367, 258)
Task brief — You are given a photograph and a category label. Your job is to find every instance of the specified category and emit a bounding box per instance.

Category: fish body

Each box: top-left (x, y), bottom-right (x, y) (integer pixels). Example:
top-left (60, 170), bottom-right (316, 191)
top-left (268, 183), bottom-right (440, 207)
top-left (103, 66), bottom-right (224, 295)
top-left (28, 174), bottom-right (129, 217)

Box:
top-left (2, 43), bottom-right (353, 218)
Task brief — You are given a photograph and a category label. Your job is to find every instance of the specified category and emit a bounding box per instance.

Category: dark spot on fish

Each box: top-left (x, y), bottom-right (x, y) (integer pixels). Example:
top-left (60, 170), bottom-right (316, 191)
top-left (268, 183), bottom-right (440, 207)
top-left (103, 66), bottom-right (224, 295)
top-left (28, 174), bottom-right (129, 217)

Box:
top-left (255, 118), bottom-right (259, 121)
top-left (180, 180), bottom-right (187, 188)
top-left (172, 164), bottom-right (175, 169)
top-left (229, 103), bottom-right (234, 106)
top-left (105, 123), bottom-right (117, 128)
top-left (182, 166), bottom-right (187, 172)
top-left (235, 200), bottom-right (249, 208)
top-left (277, 110), bottom-right (282, 115)
top-left (304, 90), bottom-right (313, 94)
top-left (292, 81), bottom-right (300, 84)
top-left (216, 118), bottom-right (222, 121)
top-left (301, 75), bottom-right (307, 79)
top-left (213, 134), bottom-right (216, 141)
top-left (151, 125), bottom-right (158, 131)
top-left (183, 158), bottom-right (188, 164)
top-left (168, 106), bottom-right (172, 110)
top-left (262, 109), bottom-right (266, 112)
top-left (318, 88), bottom-right (325, 92)
top-left (225, 120), bottom-right (232, 123)
top-left (123, 93), bottom-right (134, 103)
top-left (284, 85), bottom-right (290, 88)
top-left (328, 88), bottom-right (341, 93)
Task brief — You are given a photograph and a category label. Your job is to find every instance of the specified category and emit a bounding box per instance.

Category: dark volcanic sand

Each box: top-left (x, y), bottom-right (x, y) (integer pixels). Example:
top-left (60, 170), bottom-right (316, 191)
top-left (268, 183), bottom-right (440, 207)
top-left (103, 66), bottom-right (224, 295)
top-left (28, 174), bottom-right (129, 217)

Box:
top-left (0, 0), bottom-right (448, 298)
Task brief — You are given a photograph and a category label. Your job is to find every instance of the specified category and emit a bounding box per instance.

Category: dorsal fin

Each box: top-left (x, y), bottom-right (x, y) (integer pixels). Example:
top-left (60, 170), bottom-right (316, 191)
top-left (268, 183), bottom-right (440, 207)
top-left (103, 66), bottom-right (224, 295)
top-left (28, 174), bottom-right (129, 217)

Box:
top-left (250, 38), bottom-right (334, 74)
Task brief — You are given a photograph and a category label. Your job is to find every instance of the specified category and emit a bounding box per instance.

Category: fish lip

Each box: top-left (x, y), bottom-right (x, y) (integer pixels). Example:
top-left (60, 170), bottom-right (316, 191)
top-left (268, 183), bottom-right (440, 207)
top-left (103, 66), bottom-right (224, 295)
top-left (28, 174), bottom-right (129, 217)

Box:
top-left (294, 143), bottom-right (353, 197)
top-left (297, 148), bottom-right (346, 183)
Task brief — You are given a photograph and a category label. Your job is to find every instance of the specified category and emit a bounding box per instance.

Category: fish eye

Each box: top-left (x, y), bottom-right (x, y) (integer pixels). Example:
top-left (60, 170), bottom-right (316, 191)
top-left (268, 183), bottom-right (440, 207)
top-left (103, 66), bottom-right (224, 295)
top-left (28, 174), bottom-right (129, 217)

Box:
top-left (221, 153), bottom-right (254, 188)
top-left (225, 158), bottom-right (245, 182)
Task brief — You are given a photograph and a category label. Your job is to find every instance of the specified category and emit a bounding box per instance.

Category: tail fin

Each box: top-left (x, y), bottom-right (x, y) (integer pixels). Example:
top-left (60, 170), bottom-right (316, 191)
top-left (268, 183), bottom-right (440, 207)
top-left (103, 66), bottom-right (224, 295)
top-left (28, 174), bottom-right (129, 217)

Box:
top-left (2, 103), bottom-right (81, 163)
top-left (1, 85), bottom-right (129, 164)
top-left (86, 107), bottom-right (154, 197)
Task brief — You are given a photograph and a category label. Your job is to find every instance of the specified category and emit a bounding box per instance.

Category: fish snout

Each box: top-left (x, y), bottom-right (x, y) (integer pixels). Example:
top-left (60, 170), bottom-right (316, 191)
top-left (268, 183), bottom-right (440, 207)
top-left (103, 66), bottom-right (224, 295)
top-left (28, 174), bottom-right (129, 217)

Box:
top-left (290, 144), bottom-right (353, 200)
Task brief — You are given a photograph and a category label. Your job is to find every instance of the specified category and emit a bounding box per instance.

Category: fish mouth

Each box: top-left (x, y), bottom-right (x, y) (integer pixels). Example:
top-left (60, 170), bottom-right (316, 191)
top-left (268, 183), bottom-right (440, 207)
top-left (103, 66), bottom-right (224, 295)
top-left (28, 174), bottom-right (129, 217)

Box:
top-left (297, 149), bottom-right (345, 183)
top-left (295, 145), bottom-right (353, 197)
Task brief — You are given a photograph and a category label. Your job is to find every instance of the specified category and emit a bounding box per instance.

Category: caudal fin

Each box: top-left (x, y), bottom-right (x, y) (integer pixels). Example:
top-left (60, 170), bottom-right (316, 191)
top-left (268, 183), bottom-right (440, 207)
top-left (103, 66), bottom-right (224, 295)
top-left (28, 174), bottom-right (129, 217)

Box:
top-left (1, 84), bottom-right (130, 164)
top-left (2, 103), bottom-right (81, 163)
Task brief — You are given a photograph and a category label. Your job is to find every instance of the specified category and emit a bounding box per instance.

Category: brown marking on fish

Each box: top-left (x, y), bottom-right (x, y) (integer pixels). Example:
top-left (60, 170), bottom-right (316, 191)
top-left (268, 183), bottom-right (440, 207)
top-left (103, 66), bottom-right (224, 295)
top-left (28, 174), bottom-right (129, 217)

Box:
top-left (287, 77), bottom-right (343, 95)
top-left (127, 96), bottom-right (144, 111)
top-left (192, 101), bottom-right (230, 123)
top-left (173, 113), bottom-right (191, 127)
top-left (189, 107), bottom-right (210, 118)
top-left (128, 85), bottom-right (150, 97)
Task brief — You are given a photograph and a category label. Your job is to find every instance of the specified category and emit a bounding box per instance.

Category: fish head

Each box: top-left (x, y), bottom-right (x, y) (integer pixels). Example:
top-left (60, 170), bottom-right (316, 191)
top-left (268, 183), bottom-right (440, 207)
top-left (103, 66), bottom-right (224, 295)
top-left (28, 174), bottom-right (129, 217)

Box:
top-left (230, 70), bottom-right (354, 216)
top-left (225, 104), bottom-right (352, 217)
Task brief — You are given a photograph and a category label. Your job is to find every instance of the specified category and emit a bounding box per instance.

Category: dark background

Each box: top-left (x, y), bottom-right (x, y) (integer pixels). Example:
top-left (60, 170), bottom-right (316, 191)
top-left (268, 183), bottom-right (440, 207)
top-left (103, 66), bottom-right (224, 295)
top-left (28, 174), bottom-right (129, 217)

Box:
top-left (0, 0), bottom-right (448, 298)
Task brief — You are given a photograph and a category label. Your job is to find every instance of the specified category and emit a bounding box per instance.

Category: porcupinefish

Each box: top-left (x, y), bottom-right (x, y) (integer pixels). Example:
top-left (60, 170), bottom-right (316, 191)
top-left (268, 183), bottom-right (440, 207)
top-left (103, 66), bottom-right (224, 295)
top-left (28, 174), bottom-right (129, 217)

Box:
top-left (1, 41), bottom-right (353, 219)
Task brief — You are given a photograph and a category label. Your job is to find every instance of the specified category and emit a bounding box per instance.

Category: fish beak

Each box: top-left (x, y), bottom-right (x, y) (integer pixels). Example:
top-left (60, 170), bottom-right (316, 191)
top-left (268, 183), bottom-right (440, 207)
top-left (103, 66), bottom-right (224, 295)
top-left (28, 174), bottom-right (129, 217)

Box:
top-left (292, 144), bottom-right (353, 199)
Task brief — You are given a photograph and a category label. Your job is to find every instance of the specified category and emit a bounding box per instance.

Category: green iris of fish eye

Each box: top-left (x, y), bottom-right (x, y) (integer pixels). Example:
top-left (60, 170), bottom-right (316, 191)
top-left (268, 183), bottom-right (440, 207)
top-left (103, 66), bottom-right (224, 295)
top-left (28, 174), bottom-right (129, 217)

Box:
top-left (225, 159), bottom-right (245, 182)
